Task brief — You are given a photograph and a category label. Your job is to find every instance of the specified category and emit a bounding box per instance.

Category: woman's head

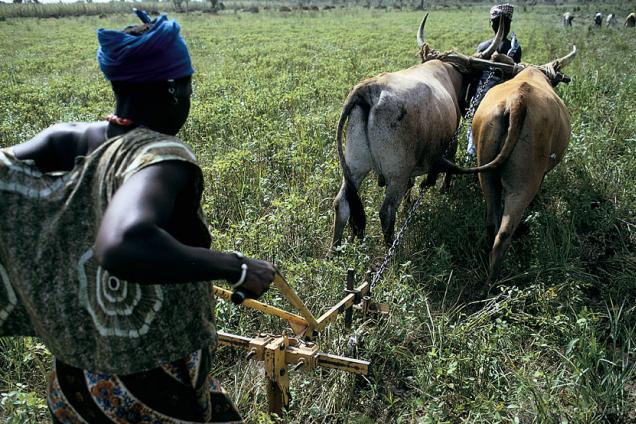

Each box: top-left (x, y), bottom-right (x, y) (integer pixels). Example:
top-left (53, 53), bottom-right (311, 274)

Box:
top-left (97, 11), bottom-right (194, 135)
top-left (110, 76), bottom-right (192, 136)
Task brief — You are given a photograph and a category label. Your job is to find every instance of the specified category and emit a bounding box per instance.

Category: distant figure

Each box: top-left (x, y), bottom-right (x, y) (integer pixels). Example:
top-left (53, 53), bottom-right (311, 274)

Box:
top-left (606, 13), bottom-right (617, 26)
top-left (626, 13), bottom-right (636, 28)
top-left (563, 12), bottom-right (574, 27)
top-left (594, 12), bottom-right (603, 27)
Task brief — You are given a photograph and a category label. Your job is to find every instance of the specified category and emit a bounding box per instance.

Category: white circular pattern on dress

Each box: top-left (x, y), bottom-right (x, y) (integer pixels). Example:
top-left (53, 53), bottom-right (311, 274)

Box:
top-left (78, 249), bottom-right (163, 338)
top-left (0, 263), bottom-right (18, 328)
top-left (107, 276), bottom-right (120, 292)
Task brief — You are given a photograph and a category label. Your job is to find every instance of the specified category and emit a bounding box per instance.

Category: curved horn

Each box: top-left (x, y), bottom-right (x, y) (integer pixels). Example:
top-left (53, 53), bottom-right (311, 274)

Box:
top-left (417, 13), bottom-right (429, 48)
top-left (480, 15), bottom-right (505, 59)
top-left (542, 44), bottom-right (577, 71)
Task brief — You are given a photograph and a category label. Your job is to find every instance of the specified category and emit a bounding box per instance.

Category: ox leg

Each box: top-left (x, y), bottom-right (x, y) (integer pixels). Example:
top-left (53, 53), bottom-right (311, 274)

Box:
top-left (479, 172), bottom-right (503, 247)
top-left (481, 190), bottom-right (535, 296)
top-left (332, 169), bottom-right (370, 249)
top-left (404, 177), bottom-right (415, 206)
top-left (441, 136), bottom-right (459, 193)
top-left (332, 180), bottom-right (350, 248)
top-left (379, 179), bottom-right (409, 248)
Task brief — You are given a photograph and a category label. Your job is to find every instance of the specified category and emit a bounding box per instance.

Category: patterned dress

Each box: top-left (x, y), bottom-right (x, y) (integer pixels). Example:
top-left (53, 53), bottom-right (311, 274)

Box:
top-left (0, 127), bottom-right (241, 423)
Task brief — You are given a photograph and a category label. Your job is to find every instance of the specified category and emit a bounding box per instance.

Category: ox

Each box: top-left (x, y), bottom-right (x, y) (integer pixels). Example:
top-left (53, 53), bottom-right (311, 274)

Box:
top-left (332, 15), bottom-right (507, 248)
top-left (607, 13), bottom-right (618, 26)
top-left (471, 47), bottom-right (576, 294)
top-left (626, 13), bottom-right (636, 28)
top-left (563, 12), bottom-right (574, 27)
top-left (594, 12), bottom-right (603, 27)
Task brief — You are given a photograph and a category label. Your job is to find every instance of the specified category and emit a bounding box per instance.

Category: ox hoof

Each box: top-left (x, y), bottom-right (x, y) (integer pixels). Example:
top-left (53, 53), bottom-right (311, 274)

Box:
top-left (477, 283), bottom-right (492, 299)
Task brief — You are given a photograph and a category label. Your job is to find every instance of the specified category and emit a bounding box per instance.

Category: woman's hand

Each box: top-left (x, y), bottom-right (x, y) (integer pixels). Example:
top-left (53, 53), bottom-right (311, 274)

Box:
top-left (237, 258), bottom-right (275, 298)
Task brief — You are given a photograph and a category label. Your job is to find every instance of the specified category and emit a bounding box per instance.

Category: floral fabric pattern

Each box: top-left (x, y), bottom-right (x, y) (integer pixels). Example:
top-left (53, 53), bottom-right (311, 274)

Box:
top-left (48, 350), bottom-right (243, 423)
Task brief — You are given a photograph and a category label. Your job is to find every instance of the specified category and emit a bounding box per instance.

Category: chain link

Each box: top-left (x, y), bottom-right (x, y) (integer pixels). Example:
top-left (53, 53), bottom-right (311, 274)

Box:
top-left (368, 68), bottom-right (497, 292)
top-left (466, 67), bottom-right (496, 124)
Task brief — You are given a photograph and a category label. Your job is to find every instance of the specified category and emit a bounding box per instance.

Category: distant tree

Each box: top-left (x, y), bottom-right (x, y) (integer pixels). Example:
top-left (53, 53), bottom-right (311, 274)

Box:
top-left (173, 0), bottom-right (189, 12)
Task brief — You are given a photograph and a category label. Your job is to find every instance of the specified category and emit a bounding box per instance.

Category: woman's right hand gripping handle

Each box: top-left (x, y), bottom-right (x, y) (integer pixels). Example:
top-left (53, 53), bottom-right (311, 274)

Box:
top-left (230, 257), bottom-right (276, 305)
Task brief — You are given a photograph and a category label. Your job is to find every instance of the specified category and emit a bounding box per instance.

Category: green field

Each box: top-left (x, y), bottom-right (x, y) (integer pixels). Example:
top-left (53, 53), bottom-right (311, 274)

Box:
top-left (1, 4), bottom-right (636, 423)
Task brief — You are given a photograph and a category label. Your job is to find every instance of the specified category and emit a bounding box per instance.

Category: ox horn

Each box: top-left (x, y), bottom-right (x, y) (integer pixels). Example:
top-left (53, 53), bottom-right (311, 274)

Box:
top-left (542, 45), bottom-right (577, 71)
top-left (417, 13), bottom-right (429, 48)
top-left (479, 16), bottom-right (505, 59)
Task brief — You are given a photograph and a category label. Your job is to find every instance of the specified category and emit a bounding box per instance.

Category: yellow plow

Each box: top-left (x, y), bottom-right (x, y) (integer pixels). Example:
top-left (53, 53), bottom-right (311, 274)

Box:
top-left (212, 269), bottom-right (388, 415)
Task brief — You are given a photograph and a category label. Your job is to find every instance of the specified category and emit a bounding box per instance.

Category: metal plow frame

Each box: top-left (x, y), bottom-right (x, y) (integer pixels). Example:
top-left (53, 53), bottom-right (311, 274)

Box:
top-left (212, 269), bottom-right (387, 415)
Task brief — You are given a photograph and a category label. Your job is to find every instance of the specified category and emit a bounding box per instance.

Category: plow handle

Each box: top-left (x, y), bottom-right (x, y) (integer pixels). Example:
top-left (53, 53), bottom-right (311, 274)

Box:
top-left (231, 287), bottom-right (257, 304)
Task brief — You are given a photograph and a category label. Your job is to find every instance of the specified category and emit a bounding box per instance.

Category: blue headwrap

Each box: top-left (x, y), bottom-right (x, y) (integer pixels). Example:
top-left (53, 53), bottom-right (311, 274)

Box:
top-left (97, 11), bottom-right (194, 83)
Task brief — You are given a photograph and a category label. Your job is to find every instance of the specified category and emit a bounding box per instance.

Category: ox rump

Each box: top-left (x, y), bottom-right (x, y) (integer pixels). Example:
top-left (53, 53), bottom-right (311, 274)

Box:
top-left (472, 48), bottom-right (576, 295)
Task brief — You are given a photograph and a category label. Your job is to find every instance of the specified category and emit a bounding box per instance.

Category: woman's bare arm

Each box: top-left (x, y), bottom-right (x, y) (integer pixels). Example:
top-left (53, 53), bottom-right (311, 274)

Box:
top-left (94, 161), bottom-right (274, 296)
top-left (12, 122), bottom-right (108, 172)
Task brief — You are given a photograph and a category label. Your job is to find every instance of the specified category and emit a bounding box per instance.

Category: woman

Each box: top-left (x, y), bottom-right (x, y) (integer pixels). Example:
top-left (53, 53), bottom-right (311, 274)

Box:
top-left (0, 10), bottom-right (273, 423)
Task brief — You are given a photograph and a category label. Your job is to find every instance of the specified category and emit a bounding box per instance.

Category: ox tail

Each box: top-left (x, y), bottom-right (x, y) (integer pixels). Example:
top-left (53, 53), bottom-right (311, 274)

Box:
top-left (438, 87), bottom-right (528, 175)
top-left (336, 86), bottom-right (368, 238)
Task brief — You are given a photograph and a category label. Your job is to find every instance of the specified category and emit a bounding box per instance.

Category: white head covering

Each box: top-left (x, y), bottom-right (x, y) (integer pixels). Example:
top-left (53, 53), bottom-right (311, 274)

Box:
top-left (490, 3), bottom-right (514, 21)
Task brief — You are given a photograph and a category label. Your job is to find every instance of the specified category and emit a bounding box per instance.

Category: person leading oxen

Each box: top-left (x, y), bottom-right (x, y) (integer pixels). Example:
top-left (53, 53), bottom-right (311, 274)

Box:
top-left (466, 3), bottom-right (522, 159)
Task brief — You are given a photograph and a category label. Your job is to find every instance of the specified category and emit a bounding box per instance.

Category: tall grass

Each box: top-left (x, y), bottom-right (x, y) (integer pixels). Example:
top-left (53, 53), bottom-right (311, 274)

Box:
top-left (1, 6), bottom-right (635, 422)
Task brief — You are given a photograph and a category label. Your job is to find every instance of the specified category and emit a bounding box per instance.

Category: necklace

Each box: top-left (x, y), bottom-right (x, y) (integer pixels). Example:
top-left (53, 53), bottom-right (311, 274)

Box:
top-left (106, 114), bottom-right (134, 126)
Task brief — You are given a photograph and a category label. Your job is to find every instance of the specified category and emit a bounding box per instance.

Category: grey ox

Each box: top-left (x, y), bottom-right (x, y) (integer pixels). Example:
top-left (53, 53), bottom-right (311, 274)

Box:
top-left (332, 15), bottom-right (507, 248)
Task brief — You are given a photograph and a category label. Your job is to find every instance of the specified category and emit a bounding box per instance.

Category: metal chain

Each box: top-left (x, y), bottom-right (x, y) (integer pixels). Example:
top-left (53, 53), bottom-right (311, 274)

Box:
top-left (368, 68), bottom-right (497, 292)
top-left (369, 182), bottom-right (427, 291)
top-left (466, 67), bottom-right (496, 124)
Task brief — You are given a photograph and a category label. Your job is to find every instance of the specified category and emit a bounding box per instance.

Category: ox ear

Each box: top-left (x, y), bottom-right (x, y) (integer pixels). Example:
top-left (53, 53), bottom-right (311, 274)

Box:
top-left (417, 13), bottom-right (429, 49)
top-left (479, 16), bottom-right (505, 60)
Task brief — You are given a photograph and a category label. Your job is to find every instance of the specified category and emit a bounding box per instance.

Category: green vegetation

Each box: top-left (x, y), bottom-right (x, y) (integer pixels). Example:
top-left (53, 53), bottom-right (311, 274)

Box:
top-left (1, 5), bottom-right (635, 423)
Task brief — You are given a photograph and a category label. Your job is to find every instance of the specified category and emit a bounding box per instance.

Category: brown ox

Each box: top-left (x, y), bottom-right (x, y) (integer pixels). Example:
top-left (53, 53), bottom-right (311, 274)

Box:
top-left (331, 15), bottom-right (506, 248)
top-left (471, 48), bottom-right (576, 294)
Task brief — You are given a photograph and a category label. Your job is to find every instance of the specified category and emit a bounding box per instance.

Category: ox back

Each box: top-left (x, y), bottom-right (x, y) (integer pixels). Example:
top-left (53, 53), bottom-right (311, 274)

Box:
top-left (471, 67), bottom-right (571, 294)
